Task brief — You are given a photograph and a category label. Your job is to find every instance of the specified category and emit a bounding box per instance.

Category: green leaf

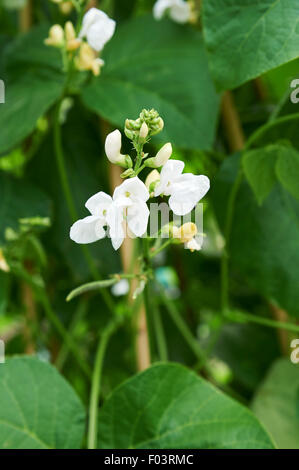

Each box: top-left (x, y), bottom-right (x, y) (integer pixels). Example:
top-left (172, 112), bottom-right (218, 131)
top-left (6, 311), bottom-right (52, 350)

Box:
top-left (212, 154), bottom-right (299, 317)
top-left (251, 358), bottom-right (299, 449)
top-left (0, 172), bottom-right (51, 244)
top-left (202, 0), bottom-right (299, 90)
top-left (0, 25), bottom-right (64, 155)
top-left (0, 356), bottom-right (85, 449)
top-left (276, 146), bottom-right (299, 199)
top-left (97, 363), bottom-right (274, 449)
top-left (82, 15), bottom-right (220, 150)
top-left (242, 145), bottom-right (278, 204)
top-left (0, 75), bottom-right (63, 155)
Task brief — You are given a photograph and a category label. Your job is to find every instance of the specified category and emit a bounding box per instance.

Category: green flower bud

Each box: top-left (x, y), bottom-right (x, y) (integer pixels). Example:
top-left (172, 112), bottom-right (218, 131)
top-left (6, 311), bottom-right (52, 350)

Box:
top-left (120, 168), bottom-right (135, 179)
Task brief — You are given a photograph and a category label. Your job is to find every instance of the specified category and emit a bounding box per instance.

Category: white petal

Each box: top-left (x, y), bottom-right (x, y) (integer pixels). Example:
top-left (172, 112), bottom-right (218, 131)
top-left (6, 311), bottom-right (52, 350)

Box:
top-left (87, 17), bottom-right (116, 52)
top-left (127, 200), bottom-right (149, 237)
top-left (153, 0), bottom-right (172, 20)
top-left (105, 129), bottom-right (122, 163)
top-left (113, 177), bottom-right (149, 203)
top-left (194, 175), bottom-right (210, 201)
top-left (169, 0), bottom-right (191, 23)
top-left (168, 173), bottom-right (210, 215)
top-left (79, 8), bottom-right (116, 52)
top-left (106, 203), bottom-right (125, 250)
top-left (70, 216), bottom-right (105, 244)
top-left (185, 237), bottom-right (202, 251)
top-left (79, 8), bottom-right (105, 38)
top-left (85, 191), bottom-right (112, 216)
top-left (155, 159), bottom-right (184, 196)
top-left (169, 194), bottom-right (196, 216)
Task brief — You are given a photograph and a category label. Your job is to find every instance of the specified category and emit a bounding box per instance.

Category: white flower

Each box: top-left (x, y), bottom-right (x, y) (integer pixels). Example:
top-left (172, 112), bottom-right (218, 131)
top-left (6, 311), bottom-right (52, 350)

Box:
top-left (105, 130), bottom-right (127, 166)
top-left (79, 8), bottom-right (116, 52)
top-left (155, 160), bottom-right (210, 216)
top-left (70, 191), bottom-right (117, 245)
top-left (70, 177), bottom-right (150, 250)
top-left (153, 0), bottom-right (191, 24)
top-left (112, 177), bottom-right (150, 237)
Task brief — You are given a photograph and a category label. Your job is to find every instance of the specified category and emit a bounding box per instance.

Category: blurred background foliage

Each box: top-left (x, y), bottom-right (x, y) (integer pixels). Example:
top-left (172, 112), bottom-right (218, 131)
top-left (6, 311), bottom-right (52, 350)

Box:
top-left (0, 0), bottom-right (299, 449)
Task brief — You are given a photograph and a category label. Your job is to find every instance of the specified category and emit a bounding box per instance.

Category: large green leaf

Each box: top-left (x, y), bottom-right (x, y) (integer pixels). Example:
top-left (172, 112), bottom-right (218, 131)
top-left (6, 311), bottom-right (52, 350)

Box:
top-left (82, 15), bottom-right (220, 150)
top-left (252, 358), bottom-right (299, 449)
top-left (0, 25), bottom-right (64, 155)
top-left (242, 146), bottom-right (278, 205)
top-left (202, 0), bottom-right (299, 90)
top-left (0, 171), bottom-right (51, 244)
top-left (97, 363), bottom-right (274, 449)
top-left (212, 154), bottom-right (299, 317)
top-left (0, 75), bottom-right (63, 155)
top-left (0, 356), bottom-right (85, 449)
top-left (276, 146), bottom-right (299, 199)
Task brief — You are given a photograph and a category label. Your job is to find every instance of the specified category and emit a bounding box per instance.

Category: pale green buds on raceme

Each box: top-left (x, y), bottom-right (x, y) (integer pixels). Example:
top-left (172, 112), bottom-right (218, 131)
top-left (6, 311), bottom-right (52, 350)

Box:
top-left (139, 109), bottom-right (164, 136)
top-left (144, 143), bottom-right (172, 168)
top-left (145, 169), bottom-right (160, 195)
top-left (45, 24), bottom-right (64, 47)
top-left (124, 109), bottom-right (164, 141)
top-left (105, 130), bottom-right (133, 168)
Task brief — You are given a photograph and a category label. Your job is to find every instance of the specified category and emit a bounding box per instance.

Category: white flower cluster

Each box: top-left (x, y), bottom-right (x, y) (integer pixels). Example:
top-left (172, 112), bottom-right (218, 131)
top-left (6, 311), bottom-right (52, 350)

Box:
top-left (45, 7), bottom-right (116, 76)
top-left (70, 113), bottom-right (210, 252)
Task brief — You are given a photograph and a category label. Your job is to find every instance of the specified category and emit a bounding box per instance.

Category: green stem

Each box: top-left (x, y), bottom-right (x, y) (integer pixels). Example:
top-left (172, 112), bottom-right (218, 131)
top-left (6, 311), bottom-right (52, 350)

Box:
top-left (220, 169), bottom-right (243, 311)
top-left (245, 112), bottom-right (299, 151)
top-left (87, 320), bottom-right (119, 449)
top-left (54, 101), bottom-right (77, 222)
top-left (150, 239), bottom-right (173, 259)
top-left (142, 238), bottom-right (154, 362)
top-left (227, 310), bottom-right (299, 334)
top-left (161, 293), bottom-right (207, 368)
top-left (37, 290), bottom-right (92, 379)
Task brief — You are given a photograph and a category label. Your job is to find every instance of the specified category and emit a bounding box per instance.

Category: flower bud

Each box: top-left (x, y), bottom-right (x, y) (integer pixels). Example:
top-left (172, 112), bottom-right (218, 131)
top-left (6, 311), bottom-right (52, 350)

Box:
top-left (59, 1), bottom-right (73, 15)
top-left (144, 143), bottom-right (172, 168)
top-left (124, 128), bottom-right (135, 140)
top-left (65, 21), bottom-right (75, 41)
top-left (139, 122), bottom-right (149, 140)
top-left (145, 170), bottom-right (160, 194)
top-left (45, 24), bottom-right (64, 47)
top-left (105, 130), bottom-right (132, 168)
top-left (178, 222), bottom-right (198, 243)
top-left (120, 168), bottom-right (135, 179)
top-left (75, 43), bottom-right (104, 76)
top-left (65, 21), bottom-right (81, 51)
